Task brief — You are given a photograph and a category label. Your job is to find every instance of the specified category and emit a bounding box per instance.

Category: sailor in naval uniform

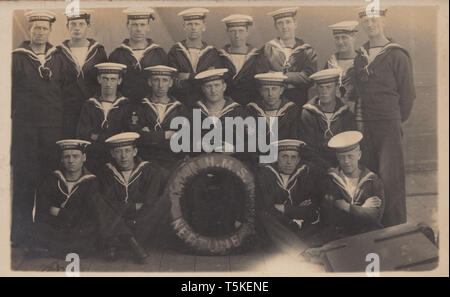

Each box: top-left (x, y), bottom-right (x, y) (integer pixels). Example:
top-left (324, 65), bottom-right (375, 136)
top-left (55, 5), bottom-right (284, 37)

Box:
top-left (301, 69), bottom-right (355, 168)
top-left (320, 131), bottom-right (385, 243)
top-left (128, 65), bottom-right (189, 170)
top-left (109, 7), bottom-right (168, 102)
top-left (168, 8), bottom-right (224, 107)
top-left (76, 62), bottom-right (132, 173)
top-left (11, 10), bottom-right (65, 246)
top-left (256, 139), bottom-right (321, 253)
top-left (219, 14), bottom-right (261, 105)
top-left (57, 10), bottom-right (108, 137)
top-left (324, 21), bottom-right (360, 115)
top-left (257, 7), bottom-right (318, 107)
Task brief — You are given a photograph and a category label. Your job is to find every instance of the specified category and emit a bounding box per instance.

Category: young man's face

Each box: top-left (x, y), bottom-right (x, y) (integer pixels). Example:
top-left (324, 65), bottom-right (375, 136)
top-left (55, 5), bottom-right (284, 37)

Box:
top-left (336, 147), bottom-right (361, 176)
top-left (360, 16), bottom-right (385, 38)
top-left (317, 82), bottom-right (337, 104)
top-left (97, 73), bottom-right (122, 97)
top-left (227, 26), bottom-right (249, 48)
top-left (201, 79), bottom-right (226, 103)
top-left (67, 19), bottom-right (89, 41)
top-left (148, 75), bottom-right (173, 98)
top-left (111, 145), bottom-right (137, 171)
top-left (275, 17), bottom-right (297, 40)
top-left (30, 21), bottom-right (51, 45)
top-left (183, 20), bottom-right (205, 40)
top-left (259, 85), bottom-right (284, 108)
top-left (333, 33), bottom-right (355, 54)
top-left (277, 150), bottom-right (300, 175)
top-left (127, 19), bottom-right (149, 42)
top-left (61, 150), bottom-right (86, 174)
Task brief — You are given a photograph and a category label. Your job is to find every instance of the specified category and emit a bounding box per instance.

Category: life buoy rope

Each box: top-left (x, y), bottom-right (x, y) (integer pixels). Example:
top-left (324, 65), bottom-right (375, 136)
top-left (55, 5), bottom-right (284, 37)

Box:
top-left (166, 153), bottom-right (256, 255)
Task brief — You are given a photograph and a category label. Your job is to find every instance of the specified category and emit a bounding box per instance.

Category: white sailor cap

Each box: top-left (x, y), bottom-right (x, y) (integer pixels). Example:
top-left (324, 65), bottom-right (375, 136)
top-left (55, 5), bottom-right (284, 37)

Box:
top-left (254, 72), bottom-right (287, 86)
top-left (221, 14), bottom-right (254, 28)
top-left (56, 139), bottom-right (91, 152)
top-left (310, 69), bottom-right (341, 84)
top-left (329, 21), bottom-right (359, 35)
top-left (145, 65), bottom-right (178, 77)
top-left (195, 68), bottom-right (228, 83)
top-left (356, 5), bottom-right (388, 18)
top-left (25, 10), bottom-right (56, 23)
top-left (272, 139), bottom-right (306, 152)
top-left (64, 9), bottom-right (94, 22)
top-left (178, 8), bottom-right (210, 21)
top-left (123, 7), bottom-right (156, 21)
top-left (267, 7), bottom-right (299, 21)
top-left (94, 62), bottom-right (127, 75)
top-left (328, 131), bottom-right (363, 153)
top-left (105, 132), bottom-right (140, 148)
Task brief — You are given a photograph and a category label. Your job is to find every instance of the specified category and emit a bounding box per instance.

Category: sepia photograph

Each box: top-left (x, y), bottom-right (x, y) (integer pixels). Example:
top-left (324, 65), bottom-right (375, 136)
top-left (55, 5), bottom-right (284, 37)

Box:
top-left (0, 0), bottom-right (448, 279)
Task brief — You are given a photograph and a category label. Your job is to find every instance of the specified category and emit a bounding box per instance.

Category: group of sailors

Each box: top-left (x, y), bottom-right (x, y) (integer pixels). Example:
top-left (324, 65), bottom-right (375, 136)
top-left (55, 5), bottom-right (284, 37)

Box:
top-left (11, 6), bottom-right (416, 263)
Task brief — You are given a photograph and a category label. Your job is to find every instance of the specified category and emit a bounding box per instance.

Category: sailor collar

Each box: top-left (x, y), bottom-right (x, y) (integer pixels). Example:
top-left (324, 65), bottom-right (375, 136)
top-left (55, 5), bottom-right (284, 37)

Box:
top-left (195, 97), bottom-right (240, 118)
top-left (327, 166), bottom-right (377, 204)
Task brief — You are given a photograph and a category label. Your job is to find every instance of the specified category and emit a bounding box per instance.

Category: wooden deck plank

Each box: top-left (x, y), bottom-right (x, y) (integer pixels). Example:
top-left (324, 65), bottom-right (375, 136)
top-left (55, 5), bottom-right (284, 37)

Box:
top-left (229, 253), bottom-right (266, 272)
top-left (159, 250), bottom-right (196, 272)
top-left (195, 255), bottom-right (230, 272)
top-left (121, 250), bottom-right (163, 272)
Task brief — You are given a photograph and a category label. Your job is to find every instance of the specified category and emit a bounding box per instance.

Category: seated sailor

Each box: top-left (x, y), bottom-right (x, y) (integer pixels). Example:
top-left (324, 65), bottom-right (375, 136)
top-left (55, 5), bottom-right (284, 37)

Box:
top-left (128, 65), bottom-right (189, 169)
top-left (320, 131), bottom-right (385, 243)
top-left (301, 68), bottom-right (355, 168)
top-left (256, 139), bottom-right (320, 237)
top-left (97, 132), bottom-right (171, 260)
top-left (76, 62), bottom-right (132, 173)
top-left (33, 139), bottom-right (152, 263)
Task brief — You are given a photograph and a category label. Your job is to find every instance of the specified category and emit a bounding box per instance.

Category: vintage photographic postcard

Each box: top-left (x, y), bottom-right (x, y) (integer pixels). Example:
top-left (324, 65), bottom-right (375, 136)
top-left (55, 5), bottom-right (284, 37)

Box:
top-left (0, 0), bottom-right (447, 278)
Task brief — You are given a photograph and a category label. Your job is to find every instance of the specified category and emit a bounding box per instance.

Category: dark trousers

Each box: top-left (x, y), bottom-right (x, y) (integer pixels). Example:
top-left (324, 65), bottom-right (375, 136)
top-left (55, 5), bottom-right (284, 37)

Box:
top-left (11, 123), bottom-right (62, 245)
top-left (361, 120), bottom-right (406, 227)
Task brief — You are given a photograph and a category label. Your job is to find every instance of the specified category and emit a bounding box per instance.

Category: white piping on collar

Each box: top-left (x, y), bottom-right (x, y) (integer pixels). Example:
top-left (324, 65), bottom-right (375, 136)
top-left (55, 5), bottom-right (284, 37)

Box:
top-left (105, 161), bottom-right (150, 203)
top-left (219, 47), bottom-right (258, 79)
top-left (327, 168), bottom-right (377, 204)
top-left (265, 164), bottom-right (308, 204)
top-left (303, 100), bottom-right (349, 139)
top-left (119, 42), bottom-right (161, 70)
top-left (88, 96), bottom-right (128, 129)
top-left (142, 98), bottom-right (182, 130)
top-left (176, 42), bottom-right (214, 73)
top-left (196, 100), bottom-right (240, 119)
top-left (60, 41), bottom-right (100, 78)
top-left (54, 170), bottom-right (96, 208)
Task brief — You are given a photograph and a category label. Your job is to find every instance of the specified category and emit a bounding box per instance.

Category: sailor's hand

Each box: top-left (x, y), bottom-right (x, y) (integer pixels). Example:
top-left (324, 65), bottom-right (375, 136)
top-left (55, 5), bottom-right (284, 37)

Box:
top-left (274, 204), bottom-right (285, 213)
top-left (49, 206), bottom-right (60, 216)
top-left (361, 197), bottom-right (382, 208)
top-left (141, 126), bottom-right (150, 133)
top-left (165, 130), bottom-right (175, 140)
top-left (136, 203), bottom-right (144, 211)
top-left (334, 199), bottom-right (350, 212)
top-left (90, 133), bottom-right (98, 141)
top-left (293, 219), bottom-right (304, 229)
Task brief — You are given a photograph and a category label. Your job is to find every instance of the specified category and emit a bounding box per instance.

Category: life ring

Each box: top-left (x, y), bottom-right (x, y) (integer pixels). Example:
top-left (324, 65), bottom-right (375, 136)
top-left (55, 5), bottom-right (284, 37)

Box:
top-left (166, 153), bottom-right (256, 255)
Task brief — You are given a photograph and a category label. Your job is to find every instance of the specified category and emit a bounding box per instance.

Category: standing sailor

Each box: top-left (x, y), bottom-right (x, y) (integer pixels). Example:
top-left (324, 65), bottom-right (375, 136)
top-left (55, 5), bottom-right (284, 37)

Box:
top-left (301, 69), bottom-right (355, 168)
top-left (58, 10), bottom-right (107, 137)
top-left (257, 7), bottom-right (318, 107)
top-left (76, 62), bottom-right (131, 173)
top-left (219, 14), bottom-right (261, 105)
top-left (129, 65), bottom-right (189, 169)
top-left (109, 7), bottom-right (168, 102)
top-left (11, 10), bottom-right (65, 246)
top-left (353, 7), bottom-right (415, 226)
top-left (168, 8), bottom-right (223, 107)
top-left (325, 21), bottom-right (360, 120)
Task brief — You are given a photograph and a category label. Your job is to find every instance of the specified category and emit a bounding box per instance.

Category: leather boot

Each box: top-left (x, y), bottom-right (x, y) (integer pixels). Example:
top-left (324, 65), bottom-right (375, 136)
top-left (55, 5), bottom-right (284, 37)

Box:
top-left (126, 236), bottom-right (150, 264)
